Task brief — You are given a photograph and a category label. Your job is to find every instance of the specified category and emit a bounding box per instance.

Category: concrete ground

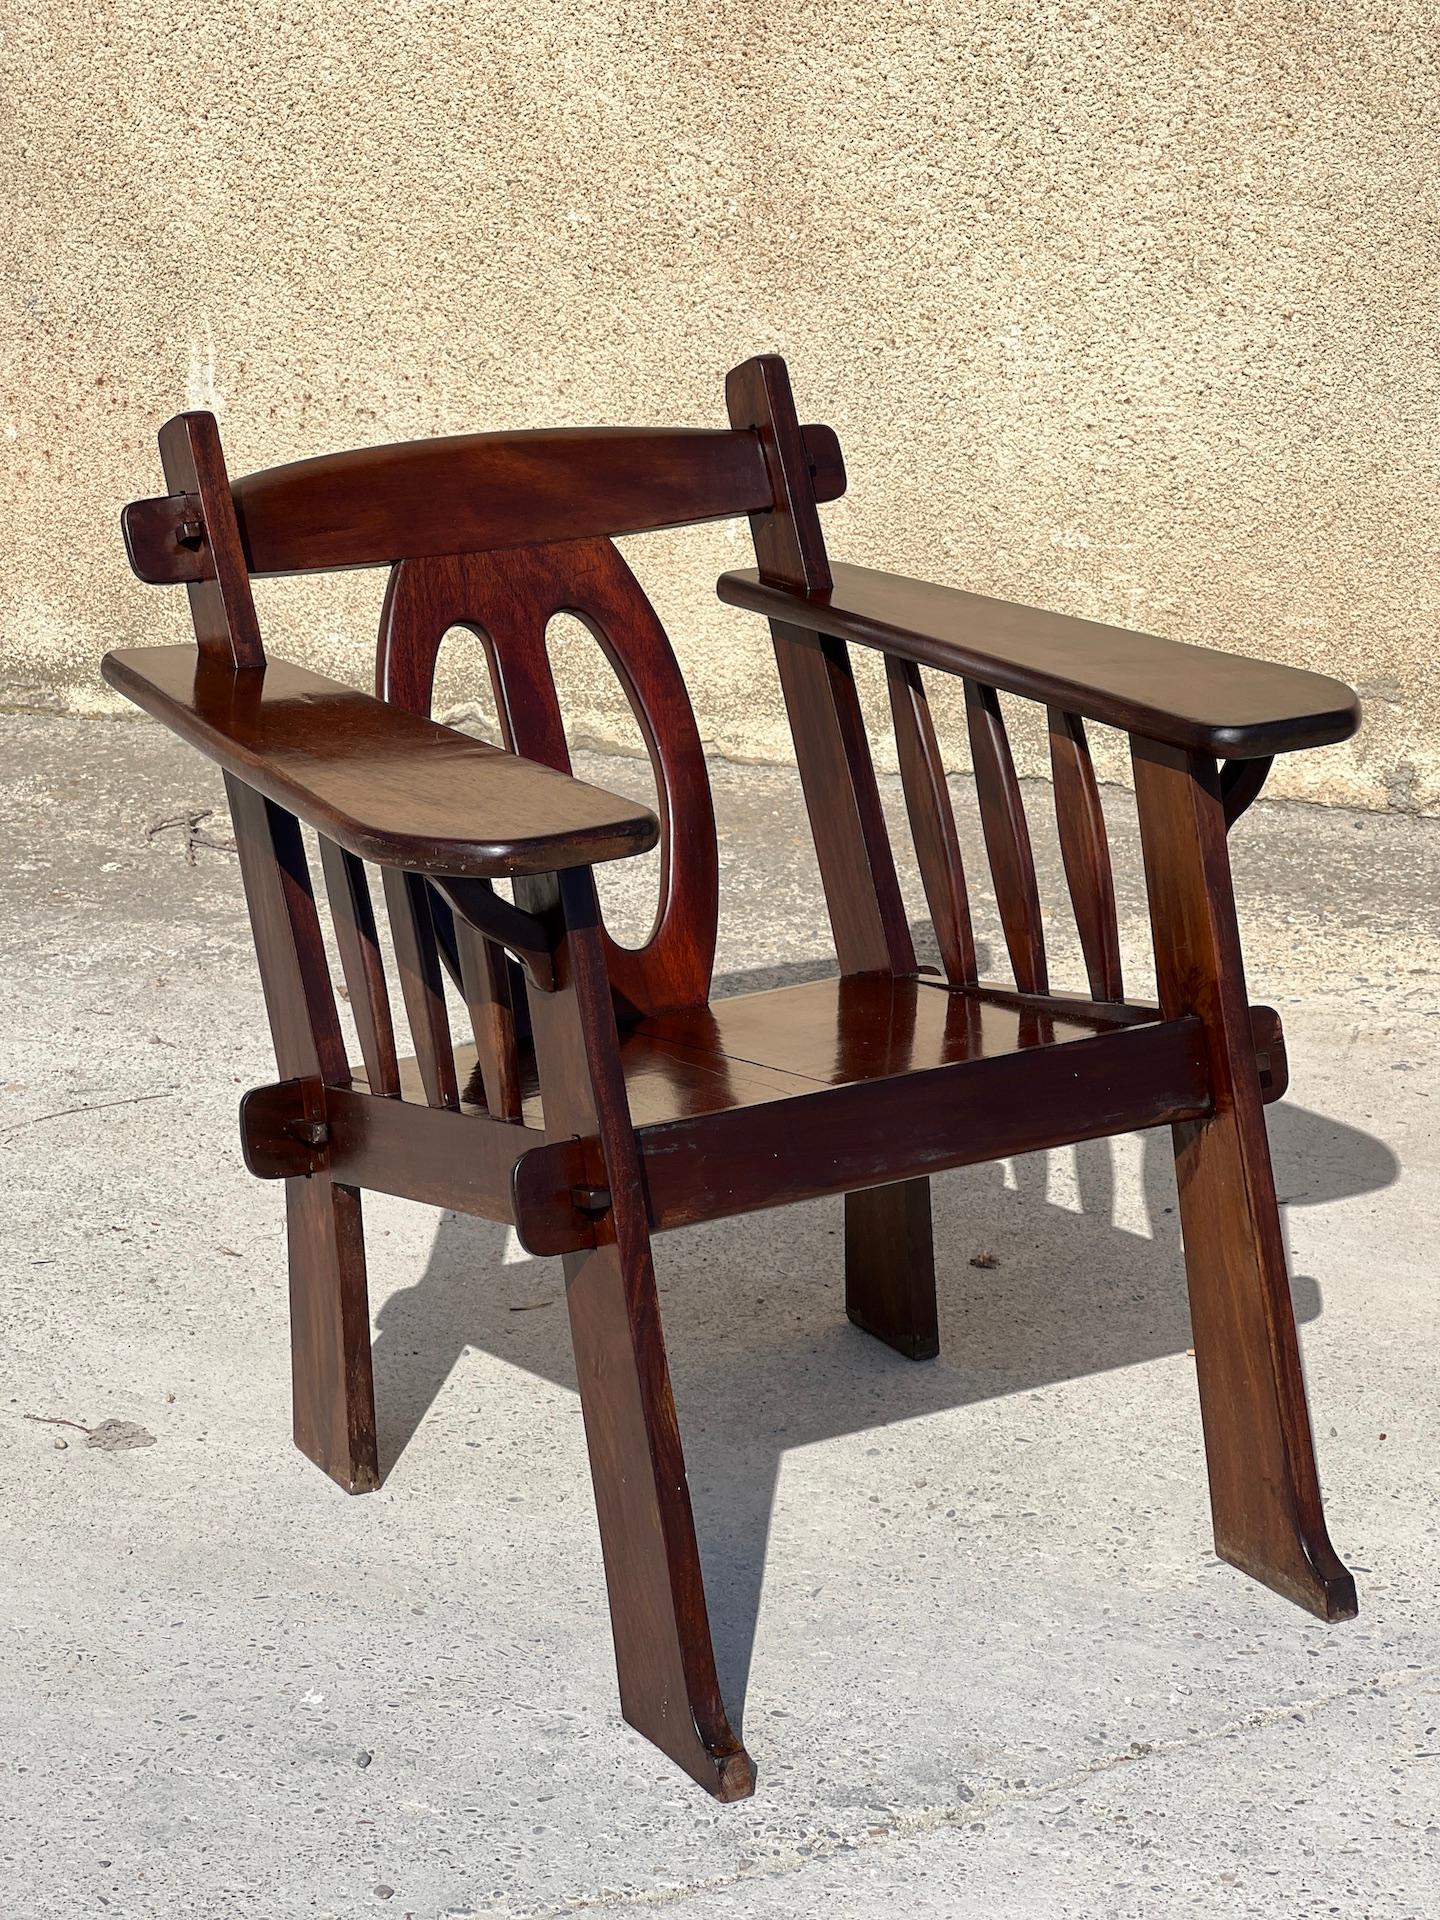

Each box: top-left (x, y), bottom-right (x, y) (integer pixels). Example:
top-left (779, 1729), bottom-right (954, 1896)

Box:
top-left (2, 710), bottom-right (1438, 1918)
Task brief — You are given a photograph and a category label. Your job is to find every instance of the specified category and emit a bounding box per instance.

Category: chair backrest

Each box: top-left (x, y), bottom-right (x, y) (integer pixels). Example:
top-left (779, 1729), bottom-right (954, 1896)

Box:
top-left (122, 357), bottom-right (846, 1024)
top-left (122, 356), bottom-right (1143, 1122)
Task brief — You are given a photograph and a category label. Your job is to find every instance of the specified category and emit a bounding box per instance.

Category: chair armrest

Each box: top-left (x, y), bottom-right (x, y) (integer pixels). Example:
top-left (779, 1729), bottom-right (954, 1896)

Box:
top-left (717, 562), bottom-right (1360, 759)
top-left (101, 646), bottom-right (659, 878)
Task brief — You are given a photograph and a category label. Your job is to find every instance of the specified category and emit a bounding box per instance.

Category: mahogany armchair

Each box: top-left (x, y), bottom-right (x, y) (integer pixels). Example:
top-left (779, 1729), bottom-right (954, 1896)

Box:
top-left (105, 355), bottom-right (1361, 1801)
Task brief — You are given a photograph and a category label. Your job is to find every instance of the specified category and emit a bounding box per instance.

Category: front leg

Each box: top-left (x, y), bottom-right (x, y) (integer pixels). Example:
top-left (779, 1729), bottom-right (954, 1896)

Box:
top-left (521, 868), bottom-right (755, 1799)
top-left (1132, 738), bottom-right (1356, 1622)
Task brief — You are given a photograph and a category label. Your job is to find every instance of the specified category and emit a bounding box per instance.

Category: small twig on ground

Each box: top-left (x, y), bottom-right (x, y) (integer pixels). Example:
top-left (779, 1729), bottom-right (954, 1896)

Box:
top-left (144, 808), bottom-right (237, 863)
top-left (0, 1088), bottom-right (177, 1139)
top-left (22, 1412), bottom-right (89, 1433)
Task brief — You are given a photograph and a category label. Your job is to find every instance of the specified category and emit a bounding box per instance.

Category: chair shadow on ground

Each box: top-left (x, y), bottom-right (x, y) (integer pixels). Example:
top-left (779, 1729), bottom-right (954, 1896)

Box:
top-left (367, 944), bottom-right (1399, 1731)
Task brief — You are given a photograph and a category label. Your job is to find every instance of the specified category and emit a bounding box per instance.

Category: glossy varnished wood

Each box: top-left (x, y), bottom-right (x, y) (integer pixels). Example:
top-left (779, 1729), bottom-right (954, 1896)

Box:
top-left (111, 355), bottom-right (1362, 1806)
top-left (1132, 738), bottom-right (1356, 1621)
top-left (717, 562), bottom-right (1362, 759)
top-left (518, 866), bottom-right (755, 1799)
top-left (886, 656), bottom-right (976, 986)
top-left (154, 411), bottom-right (265, 668)
top-left (225, 776), bottom-right (378, 1491)
top-left (965, 681), bottom-right (1048, 995)
top-left (101, 646), bottom-right (659, 879)
top-left (125, 425), bottom-right (845, 583)
top-left (377, 537), bottom-right (718, 1020)
top-left (382, 867), bottom-right (460, 1110)
top-left (1047, 708), bottom-right (1124, 1002)
top-left (319, 838), bottom-right (401, 1097)
top-left (726, 355), bottom-right (931, 1364)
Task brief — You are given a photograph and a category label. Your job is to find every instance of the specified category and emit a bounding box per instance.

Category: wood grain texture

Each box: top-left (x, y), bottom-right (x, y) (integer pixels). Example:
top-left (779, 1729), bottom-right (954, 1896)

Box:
top-left (117, 424), bottom-right (844, 580)
top-left (843, 1176), bottom-right (939, 1360)
top-left (376, 537), bottom-right (718, 1020)
top-left (100, 646), bottom-right (659, 879)
top-left (518, 865), bottom-right (754, 1800)
top-left (319, 838), bottom-right (401, 1097)
top-left (382, 867), bottom-right (460, 1110)
top-left (725, 355), bottom-right (835, 593)
top-left (1131, 736), bottom-right (1355, 1622)
top-left (1047, 707), bottom-right (1123, 1002)
top-left (154, 411), bottom-right (264, 667)
top-left (111, 372), bottom-right (1366, 1802)
top-left (717, 563), bottom-right (1362, 759)
top-left (725, 354), bottom-right (927, 1362)
top-left (886, 654), bottom-right (976, 985)
top-left (225, 775), bottom-right (378, 1491)
top-left (454, 895), bottom-right (523, 1121)
top-left (965, 680), bottom-right (1048, 995)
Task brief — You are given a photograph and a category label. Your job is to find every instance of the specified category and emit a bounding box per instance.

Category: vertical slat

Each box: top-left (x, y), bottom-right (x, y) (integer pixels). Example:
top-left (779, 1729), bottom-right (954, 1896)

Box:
top-left (381, 867), bottom-right (459, 1109)
top-left (726, 354), bottom-right (913, 978)
top-left (318, 838), bottom-right (401, 1097)
top-left (727, 354), bottom-right (930, 1366)
top-left (964, 680), bottom-right (1048, 995)
top-left (886, 655), bottom-right (977, 985)
top-left (157, 412), bottom-right (265, 669)
top-left (455, 905), bottom-right (523, 1121)
top-left (1047, 707), bottom-right (1124, 1002)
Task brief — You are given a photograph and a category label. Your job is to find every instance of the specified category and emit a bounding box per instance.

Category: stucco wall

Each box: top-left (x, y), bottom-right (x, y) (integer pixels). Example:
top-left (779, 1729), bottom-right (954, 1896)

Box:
top-left (3, 3), bottom-right (1436, 810)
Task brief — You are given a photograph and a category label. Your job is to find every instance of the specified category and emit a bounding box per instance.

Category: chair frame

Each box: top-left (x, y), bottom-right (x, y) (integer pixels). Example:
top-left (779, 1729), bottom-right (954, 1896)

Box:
top-left (106, 355), bottom-right (1361, 1801)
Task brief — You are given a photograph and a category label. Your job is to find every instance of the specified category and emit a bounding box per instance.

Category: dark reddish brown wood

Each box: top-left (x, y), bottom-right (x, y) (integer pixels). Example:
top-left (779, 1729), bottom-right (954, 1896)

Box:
top-left (121, 490), bottom-right (211, 585)
top-left (965, 681), bottom-right (1048, 995)
top-left (453, 903), bottom-right (523, 1121)
top-left (887, 655), bottom-right (976, 985)
top-left (726, 354), bottom-right (927, 1363)
top-left (618, 997), bottom-right (1210, 1235)
top-left (225, 775), bottom-right (378, 1491)
top-left (1220, 755), bottom-right (1274, 827)
top-left (119, 425), bottom-right (843, 582)
top-left (1131, 737), bottom-right (1355, 1622)
top-left (319, 838), bottom-right (401, 1097)
top-left (238, 1077), bottom-right (329, 1179)
top-left (155, 412), bottom-right (264, 667)
top-left (725, 356), bottom-right (836, 593)
top-left (101, 647), bottom-right (658, 879)
top-left (717, 563), bottom-right (1361, 759)
top-left (110, 368), bottom-right (1361, 1802)
top-left (1047, 707), bottom-right (1124, 1002)
top-left (842, 1177), bottom-right (939, 1360)
top-left (381, 867), bottom-right (460, 1110)
top-left (518, 865), bottom-right (754, 1799)
top-left (377, 538), bottom-right (717, 1020)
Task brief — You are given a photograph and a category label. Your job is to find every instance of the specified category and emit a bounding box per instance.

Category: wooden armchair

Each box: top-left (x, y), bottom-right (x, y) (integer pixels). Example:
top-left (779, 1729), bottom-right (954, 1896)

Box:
top-left (105, 355), bottom-right (1361, 1801)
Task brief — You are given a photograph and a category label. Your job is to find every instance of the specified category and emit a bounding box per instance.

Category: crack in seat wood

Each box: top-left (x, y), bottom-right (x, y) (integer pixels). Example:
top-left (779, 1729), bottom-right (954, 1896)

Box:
top-left (104, 355), bottom-right (1361, 1804)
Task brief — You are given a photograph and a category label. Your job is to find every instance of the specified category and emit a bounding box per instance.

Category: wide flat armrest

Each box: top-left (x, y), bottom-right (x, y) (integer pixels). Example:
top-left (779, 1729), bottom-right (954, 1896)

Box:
top-left (718, 562), bottom-right (1360, 759)
top-left (101, 646), bottom-right (659, 878)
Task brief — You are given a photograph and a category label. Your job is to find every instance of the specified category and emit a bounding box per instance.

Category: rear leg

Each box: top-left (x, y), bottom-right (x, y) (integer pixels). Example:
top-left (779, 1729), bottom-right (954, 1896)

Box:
top-left (845, 1178), bottom-right (939, 1360)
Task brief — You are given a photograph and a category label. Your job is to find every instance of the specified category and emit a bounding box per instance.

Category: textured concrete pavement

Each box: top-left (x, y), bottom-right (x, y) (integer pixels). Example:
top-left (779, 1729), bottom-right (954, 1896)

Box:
top-left (2, 713), bottom-right (1437, 1917)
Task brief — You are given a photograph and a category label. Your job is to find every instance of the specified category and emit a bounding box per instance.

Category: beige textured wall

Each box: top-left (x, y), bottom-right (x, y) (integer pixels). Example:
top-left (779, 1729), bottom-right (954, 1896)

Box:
top-left (3, 3), bottom-right (1436, 809)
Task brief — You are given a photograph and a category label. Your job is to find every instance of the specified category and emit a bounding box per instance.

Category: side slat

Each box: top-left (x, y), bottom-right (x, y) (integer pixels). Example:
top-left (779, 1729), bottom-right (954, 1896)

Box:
top-left (318, 838), bottom-right (401, 1096)
top-left (964, 680), bottom-right (1048, 995)
top-left (886, 656), bottom-right (976, 985)
top-left (455, 900), bottom-right (524, 1122)
top-left (1047, 707), bottom-right (1124, 1002)
top-left (381, 867), bottom-right (460, 1109)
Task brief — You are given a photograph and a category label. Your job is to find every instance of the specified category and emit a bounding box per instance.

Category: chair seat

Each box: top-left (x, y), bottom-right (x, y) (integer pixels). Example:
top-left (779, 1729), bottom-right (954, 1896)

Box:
top-left (359, 976), bottom-right (1255, 1241)
top-left (552, 974), bottom-right (1161, 1130)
